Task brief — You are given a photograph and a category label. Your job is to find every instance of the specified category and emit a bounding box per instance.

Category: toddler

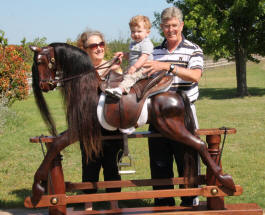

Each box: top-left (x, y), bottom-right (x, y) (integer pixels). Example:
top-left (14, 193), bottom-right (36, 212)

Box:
top-left (105, 15), bottom-right (153, 98)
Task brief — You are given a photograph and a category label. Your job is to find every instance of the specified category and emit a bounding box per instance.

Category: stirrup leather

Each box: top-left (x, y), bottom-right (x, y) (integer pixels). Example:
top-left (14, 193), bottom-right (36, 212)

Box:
top-left (117, 134), bottom-right (136, 174)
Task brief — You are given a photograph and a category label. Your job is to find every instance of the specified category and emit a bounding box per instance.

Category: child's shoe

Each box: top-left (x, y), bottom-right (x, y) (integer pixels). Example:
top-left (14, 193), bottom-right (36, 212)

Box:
top-left (105, 87), bottom-right (123, 99)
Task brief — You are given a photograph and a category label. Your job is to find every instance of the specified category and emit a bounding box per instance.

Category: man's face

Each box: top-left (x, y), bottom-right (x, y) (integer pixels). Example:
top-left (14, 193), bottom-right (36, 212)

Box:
top-left (161, 17), bottom-right (184, 42)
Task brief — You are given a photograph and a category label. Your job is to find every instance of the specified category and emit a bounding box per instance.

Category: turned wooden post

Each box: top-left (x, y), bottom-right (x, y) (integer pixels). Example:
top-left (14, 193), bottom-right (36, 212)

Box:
top-left (206, 134), bottom-right (225, 210)
top-left (46, 143), bottom-right (67, 215)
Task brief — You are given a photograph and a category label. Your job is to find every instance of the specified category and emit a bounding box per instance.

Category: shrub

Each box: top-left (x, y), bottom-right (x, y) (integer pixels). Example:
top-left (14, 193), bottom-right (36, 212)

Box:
top-left (105, 38), bottom-right (130, 70)
top-left (0, 40), bottom-right (30, 105)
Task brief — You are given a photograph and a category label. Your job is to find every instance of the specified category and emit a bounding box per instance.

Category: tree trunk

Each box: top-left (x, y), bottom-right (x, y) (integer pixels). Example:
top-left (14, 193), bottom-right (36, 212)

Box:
top-left (235, 47), bottom-right (248, 97)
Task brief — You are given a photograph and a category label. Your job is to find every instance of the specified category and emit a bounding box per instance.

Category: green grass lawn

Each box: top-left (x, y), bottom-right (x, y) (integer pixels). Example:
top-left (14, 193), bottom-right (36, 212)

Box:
top-left (0, 60), bottom-right (264, 209)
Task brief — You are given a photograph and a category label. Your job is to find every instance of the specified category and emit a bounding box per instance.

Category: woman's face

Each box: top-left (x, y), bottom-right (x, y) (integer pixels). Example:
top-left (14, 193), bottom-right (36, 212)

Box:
top-left (86, 35), bottom-right (105, 65)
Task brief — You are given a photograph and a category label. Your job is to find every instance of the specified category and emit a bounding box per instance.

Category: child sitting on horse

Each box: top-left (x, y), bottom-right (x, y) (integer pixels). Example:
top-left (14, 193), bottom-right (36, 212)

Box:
top-left (105, 15), bottom-right (154, 98)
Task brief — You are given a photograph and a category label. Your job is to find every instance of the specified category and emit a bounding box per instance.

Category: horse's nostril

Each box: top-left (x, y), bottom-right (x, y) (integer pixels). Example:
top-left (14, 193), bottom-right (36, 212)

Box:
top-left (39, 82), bottom-right (50, 92)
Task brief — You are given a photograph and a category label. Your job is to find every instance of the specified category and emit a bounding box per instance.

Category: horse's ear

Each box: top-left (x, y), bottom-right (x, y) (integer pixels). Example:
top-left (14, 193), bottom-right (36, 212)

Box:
top-left (29, 45), bottom-right (41, 52)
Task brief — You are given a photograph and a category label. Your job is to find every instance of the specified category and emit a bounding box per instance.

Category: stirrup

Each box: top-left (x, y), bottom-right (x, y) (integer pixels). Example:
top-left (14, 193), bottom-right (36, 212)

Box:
top-left (117, 134), bottom-right (136, 175)
top-left (117, 153), bottom-right (136, 174)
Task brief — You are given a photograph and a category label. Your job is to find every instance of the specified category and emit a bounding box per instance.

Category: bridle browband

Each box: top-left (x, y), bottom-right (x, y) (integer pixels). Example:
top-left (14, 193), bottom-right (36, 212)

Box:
top-left (37, 46), bottom-right (120, 85)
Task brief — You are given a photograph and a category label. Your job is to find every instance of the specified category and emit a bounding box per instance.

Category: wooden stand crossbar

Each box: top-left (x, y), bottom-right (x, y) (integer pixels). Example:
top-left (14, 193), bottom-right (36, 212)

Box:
top-left (25, 185), bottom-right (243, 208)
top-left (24, 128), bottom-right (263, 215)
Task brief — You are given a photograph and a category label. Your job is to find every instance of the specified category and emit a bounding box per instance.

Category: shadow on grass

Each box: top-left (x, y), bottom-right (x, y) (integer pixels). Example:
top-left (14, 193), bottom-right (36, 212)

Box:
top-left (0, 188), bottom-right (31, 208)
top-left (199, 87), bottom-right (265, 100)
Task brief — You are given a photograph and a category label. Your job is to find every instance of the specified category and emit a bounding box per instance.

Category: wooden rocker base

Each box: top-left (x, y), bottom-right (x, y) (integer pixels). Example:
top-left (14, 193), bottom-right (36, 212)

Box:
top-left (25, 128), bottom-right (263, 215)
top-left (64, 202), bottom-right (263, 215)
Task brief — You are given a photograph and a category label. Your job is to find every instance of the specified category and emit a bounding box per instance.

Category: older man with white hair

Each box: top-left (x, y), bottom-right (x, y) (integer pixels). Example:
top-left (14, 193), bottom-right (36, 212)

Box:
top-left (143, 6), bottom-right (203, 207)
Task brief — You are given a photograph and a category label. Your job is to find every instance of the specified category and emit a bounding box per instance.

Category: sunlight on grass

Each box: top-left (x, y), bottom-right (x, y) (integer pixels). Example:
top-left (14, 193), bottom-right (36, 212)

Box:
top-left (0, 60), bottom-right (264, 209)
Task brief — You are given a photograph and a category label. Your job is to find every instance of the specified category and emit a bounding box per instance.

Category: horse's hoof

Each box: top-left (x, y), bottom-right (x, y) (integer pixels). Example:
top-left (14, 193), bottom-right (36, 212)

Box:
top-left (31, 182), bottom-right (45, 206)
top-left (219, 174), bottom-right (236, 192)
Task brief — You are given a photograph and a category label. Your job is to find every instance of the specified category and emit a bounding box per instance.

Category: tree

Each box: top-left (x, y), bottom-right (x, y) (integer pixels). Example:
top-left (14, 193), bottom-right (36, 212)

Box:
top-left (155, 0), bottom-right (265, 97)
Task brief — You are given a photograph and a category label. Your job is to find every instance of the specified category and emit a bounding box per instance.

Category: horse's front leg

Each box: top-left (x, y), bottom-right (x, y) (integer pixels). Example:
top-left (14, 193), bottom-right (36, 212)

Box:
top-left (31, 130), bottom-right (76, 206)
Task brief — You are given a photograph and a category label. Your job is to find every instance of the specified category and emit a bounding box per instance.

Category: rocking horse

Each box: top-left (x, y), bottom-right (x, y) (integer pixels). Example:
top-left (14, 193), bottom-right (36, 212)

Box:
top-left (28, 43), bottom-right (237, 208)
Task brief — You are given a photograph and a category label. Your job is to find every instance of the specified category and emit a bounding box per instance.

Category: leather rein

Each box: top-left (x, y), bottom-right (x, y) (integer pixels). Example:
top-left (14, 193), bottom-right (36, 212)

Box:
top-left (38, 46), bottom-right (120, 85)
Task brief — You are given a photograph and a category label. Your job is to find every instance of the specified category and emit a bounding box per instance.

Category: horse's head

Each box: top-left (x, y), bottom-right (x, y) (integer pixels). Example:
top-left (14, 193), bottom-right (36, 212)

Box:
top-left (30, 45), bottom-right (57, 92)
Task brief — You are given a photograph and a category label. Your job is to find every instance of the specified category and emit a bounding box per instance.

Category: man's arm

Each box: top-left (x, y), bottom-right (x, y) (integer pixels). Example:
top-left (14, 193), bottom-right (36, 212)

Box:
top-left (143, 61), bottom-right (202, 83)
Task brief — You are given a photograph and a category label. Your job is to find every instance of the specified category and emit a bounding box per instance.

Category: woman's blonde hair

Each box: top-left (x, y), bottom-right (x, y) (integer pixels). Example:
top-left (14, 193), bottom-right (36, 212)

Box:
top-left (161, 7), bottom-right (183, 23)
top-left (129, 15), bottom-right (152, 31)
top-left (76, 30), bottom-right (106, 50)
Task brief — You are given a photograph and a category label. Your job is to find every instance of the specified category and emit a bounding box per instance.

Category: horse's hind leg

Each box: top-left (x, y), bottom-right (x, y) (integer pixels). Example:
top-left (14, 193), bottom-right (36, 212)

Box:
top-left (151, 94), bottom-right (235, 191)
top-left (158, 119), bottom-right (235, 191)
top-left (31, 130), bottom-right (76, 206)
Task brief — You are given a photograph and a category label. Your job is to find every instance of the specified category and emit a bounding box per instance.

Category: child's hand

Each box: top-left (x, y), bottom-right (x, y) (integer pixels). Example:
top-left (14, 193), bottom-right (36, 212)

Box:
top-left (127, 66), bottom-right (137, 74)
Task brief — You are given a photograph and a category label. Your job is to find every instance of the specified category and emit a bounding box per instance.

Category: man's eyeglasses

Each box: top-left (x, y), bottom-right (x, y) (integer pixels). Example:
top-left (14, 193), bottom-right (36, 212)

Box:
top-left (87, 41), bottom-right (105, 50)
top-left (162, 24), bottom-right (180, 29)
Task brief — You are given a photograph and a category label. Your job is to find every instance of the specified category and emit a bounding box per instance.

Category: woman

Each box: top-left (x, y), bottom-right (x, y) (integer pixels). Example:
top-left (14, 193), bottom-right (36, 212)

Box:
top-left (77, 30), bottom-right (123, 210)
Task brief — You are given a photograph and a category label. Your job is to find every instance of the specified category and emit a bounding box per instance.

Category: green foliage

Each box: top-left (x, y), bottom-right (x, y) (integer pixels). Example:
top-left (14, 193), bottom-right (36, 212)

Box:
top-left (27, 36), bottom-right (48, 47)
top-left (155, 0), bottom-right (265, 96)
top-left (105, 38), bottom-right (131, 70)
top-left (0, 30), bottom-right (8, 47)
top-left (165, 0), bottom-right (265, 61)
top-left (66, 38), bottom-right (77, 46)
top-left (0, 31), bottom-right (30, 106)
top-left (24, 37), bottom-right (48, 64)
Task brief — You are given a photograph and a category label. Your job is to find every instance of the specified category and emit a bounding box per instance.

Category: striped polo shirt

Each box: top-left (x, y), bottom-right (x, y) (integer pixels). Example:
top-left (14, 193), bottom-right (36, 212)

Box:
top-left (153, 35), bottom-right (204, 102)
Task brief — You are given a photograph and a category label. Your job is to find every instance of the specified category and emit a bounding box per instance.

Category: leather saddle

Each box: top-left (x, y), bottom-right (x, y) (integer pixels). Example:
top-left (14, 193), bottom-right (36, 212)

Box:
top-left (100, 70), bottom-right (173, 129)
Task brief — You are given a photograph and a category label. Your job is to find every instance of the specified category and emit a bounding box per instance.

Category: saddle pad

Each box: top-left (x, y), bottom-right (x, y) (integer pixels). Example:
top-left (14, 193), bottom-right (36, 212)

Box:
top-left (97, 93), bottom-right (149, 134)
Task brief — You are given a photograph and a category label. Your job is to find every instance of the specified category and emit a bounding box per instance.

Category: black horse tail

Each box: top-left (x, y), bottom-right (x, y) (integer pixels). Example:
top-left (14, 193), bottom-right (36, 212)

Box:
top-left (179, 91), bottom-right (198, 187)
top-left (32, 59), bottom-right (57, 136)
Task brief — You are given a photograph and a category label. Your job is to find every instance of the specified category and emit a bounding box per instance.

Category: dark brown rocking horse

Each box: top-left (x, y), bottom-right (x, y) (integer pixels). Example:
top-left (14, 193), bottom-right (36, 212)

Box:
top-left (29, 43), bottom-right (235, 206)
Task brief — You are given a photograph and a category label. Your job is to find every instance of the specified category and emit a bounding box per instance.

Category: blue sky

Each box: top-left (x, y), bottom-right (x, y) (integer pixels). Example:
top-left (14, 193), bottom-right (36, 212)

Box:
top-left (1, 0), bottom-right (171, 44)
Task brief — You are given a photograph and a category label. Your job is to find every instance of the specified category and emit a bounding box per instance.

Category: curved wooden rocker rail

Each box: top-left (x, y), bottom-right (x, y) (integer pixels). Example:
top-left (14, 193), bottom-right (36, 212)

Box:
top-left (25, 128), bottom-right (263, 215)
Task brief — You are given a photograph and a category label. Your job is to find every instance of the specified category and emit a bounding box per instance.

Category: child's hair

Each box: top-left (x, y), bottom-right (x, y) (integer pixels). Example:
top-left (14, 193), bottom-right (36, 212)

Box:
top-left (129, 15), bottom-right (152, 31)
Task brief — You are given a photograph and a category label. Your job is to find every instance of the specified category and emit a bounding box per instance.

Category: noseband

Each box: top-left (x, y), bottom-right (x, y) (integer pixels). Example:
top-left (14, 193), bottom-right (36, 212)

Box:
top-left (36, 46), bottom-right (120, 86)
top-left (36, 46), bottom-right (57, 86)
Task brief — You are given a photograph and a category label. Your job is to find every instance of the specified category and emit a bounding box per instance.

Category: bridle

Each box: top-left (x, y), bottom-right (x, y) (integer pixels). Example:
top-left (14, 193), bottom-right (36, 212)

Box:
top-left (36, 46), bottom-right (120, 87)
top-left (35, 46), bottom-right (57, 86)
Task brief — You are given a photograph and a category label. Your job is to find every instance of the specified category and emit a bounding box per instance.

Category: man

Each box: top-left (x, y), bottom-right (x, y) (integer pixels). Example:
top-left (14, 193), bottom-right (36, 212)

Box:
top-left (143, 6), bottom-right (203, 207)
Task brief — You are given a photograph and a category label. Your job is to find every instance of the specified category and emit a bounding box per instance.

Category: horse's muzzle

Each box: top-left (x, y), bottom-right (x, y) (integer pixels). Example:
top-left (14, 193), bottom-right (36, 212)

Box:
top-left (39, 81), bottom-right (57, 92)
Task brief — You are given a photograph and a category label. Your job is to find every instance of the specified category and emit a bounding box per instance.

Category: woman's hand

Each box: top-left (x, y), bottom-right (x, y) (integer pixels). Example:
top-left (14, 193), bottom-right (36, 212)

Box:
top-left (109, 52), bottom-right (125, 72)
top-left (143, 61), bottom-right (168, 76)
top-left (114, 52), bottom-right (124, 62)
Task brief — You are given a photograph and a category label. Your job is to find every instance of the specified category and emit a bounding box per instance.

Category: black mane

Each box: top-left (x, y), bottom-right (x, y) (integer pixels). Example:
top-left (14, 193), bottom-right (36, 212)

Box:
top-left (32, 43), bottom-right (102, 159)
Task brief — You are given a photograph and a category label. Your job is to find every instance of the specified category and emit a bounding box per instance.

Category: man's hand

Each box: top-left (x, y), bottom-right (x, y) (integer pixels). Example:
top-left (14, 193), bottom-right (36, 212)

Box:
top-left (143, 61), bottom-right (168, 77)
